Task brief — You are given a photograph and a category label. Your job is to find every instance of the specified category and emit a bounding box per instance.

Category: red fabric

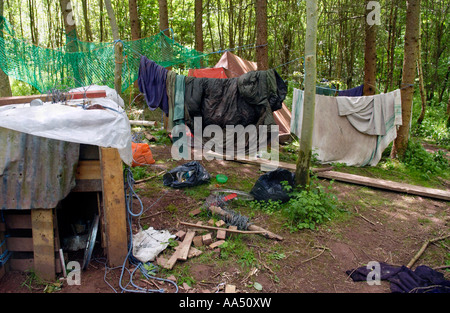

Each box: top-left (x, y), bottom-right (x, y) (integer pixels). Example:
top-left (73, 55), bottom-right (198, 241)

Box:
top-left (188, 67), bottom-right (228, 79)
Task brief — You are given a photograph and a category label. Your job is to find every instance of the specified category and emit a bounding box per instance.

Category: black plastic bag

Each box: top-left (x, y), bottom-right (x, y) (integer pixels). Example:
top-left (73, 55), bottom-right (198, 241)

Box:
top-left (163, 161), bottom-right (211, 188)
top-left (250, 169), bottom-right (295, 203)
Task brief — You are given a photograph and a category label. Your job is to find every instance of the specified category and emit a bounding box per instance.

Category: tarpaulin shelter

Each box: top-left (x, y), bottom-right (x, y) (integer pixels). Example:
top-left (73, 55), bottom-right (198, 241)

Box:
top-left (188, 52), bottom-right (292, 142)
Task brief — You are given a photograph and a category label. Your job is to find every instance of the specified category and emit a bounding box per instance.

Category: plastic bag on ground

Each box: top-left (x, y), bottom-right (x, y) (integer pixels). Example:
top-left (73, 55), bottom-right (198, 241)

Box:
top-left (131, 142), bottom-right (155, 167)
top-left (250, 169), bottom-right (295, 203)
top-left (132, 227), bottom-right (175, 263)
top-left (163, 161), bottom-right (211, 188)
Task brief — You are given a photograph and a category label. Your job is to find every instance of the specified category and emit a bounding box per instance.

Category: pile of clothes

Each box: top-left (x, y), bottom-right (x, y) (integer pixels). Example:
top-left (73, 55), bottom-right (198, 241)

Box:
top-left (347, 262), bottom-right (450, 293)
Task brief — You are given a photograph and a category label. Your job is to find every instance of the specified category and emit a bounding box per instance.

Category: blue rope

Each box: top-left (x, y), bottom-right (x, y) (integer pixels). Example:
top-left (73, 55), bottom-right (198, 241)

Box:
top-left (102, 167), bottom-right (178, 293)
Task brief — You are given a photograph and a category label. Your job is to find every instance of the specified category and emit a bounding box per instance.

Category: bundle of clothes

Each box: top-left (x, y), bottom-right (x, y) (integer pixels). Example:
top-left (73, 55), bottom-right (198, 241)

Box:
top-left (347, 262), bottom-right (450, 293)
top-left (138, 55), bottom-right (287, 156)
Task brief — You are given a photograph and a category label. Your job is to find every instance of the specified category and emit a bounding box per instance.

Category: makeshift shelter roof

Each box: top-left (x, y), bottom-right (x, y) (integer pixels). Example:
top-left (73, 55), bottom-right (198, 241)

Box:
top-left (188, 52), bottom-right (292, 141)
top-left (214, 51), bottom-right (258, 77)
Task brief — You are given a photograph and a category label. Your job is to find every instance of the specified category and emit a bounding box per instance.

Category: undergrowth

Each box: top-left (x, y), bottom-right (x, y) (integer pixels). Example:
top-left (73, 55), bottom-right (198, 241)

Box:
top-left (250, 177), bottom-right (340, 232)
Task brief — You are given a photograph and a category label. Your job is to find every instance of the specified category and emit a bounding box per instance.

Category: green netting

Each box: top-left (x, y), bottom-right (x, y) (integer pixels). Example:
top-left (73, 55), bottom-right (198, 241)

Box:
top-left (0, 16), bottom-right (208, 94)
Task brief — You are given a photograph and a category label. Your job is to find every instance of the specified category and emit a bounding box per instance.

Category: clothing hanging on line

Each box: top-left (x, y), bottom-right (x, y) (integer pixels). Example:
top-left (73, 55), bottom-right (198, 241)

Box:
top-left (290, 89), bottom-right (402, 167)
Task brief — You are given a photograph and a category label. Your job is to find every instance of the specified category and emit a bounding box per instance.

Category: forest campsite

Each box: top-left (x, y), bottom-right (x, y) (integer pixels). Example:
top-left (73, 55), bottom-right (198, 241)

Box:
top-left (0, 0), bottom-right (449, 302)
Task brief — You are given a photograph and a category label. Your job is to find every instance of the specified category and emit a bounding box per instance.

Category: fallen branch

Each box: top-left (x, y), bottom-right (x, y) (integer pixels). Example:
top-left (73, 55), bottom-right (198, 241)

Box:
top-left (354, 206), bottom-right (376, 226)
top-left (407, 233), bottom-right (450, 268)
top-left (135, 170), bottom-right (166, 184)
top-left (179, 221), bottom-right (266, 234)
top-left (301, 246), bottom-right (330, 264)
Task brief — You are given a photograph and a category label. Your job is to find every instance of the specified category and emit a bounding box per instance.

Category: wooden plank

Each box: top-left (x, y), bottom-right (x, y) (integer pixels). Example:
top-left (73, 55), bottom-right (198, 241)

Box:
top-left (72, 179), bottom-right (103, 192)
top-left (5, 214), bottom-right (32, 229)
top-left (316, 171), bottom-right (450, 201)
top-left (31, 209), bottom-right (55, 281)
top-left (164, 231), bottom-right (196, 269)
top-left (176, 230), bottom-right (196, 261)
top-left (6, 237), bottom-right (60, 252)
top-left (9, 257), bottom-right (62, 273)
top-left (0, 91), bottom-right (107, 106)
top-left (76, 160), bottom-right (102, 180)
top-left (100, 148), bottom-right (128, 267)
top-left (212, 153), bottom-right (449, 202)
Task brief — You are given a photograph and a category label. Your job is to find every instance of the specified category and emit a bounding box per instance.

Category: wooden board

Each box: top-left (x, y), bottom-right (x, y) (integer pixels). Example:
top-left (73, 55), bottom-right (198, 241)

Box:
top-left (76, 160), bottom-right (102, 180)
top-left (209, 153), bottom-right (449, 202)
top-left (6, 237), bottom-right (59, 252)
top-left (316, 171), bottom-right (450, 201)
top-left (100, 148), bottom-right (128, 267)
top-left (164, 230), bottom-right (196, 269)
top-left (31, 209), bottom-right (55, 281)
top-left (0, 91), bottom-right (107, 106)
top-left (176, 231), bottom-right (196, 261)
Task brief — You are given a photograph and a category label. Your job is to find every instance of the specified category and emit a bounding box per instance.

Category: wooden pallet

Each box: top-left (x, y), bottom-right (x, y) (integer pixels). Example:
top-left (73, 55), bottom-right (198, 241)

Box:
top-left (3, 209), bottom-right (62, 281)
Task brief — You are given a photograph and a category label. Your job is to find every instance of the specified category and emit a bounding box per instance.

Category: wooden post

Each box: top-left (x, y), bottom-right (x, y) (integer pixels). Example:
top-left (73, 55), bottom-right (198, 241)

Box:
top-left (31, 209), bottom-right (55, 281)
top-left (100, 148), bottom-right (128, 267)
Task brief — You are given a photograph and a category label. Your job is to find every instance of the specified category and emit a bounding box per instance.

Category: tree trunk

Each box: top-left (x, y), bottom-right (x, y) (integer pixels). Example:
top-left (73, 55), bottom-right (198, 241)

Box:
top-left (99, 0), bottom-right (104, 41)
top-left (60, 0), bottom-right (78, 52)
top-left (385, 0), bottom-right (398, 92)
top-left (417, 16), bottom-right (426, 125)
top-left (255, 0), bottom-right (268, 70)
top-left (295, 0), bottom-right (318, 188)
top-left (104, 0), bottom-right (123, 95)
top-left (158, 0), bottom-right (169, 36)
top-left (363, 0), bottom-right (377, 96)
top-left (446, 96), bottom-right (450, 128)
top-left (194, 0), bottom-right (203, 52)
top-left (129, 0), bottom-right (141, 40)
top-left (391, 0), bottom-right (421, 159)
top-left (0, 0), bottom-right (12, 97)
top-left (81, 0), bottom-right (93, 41)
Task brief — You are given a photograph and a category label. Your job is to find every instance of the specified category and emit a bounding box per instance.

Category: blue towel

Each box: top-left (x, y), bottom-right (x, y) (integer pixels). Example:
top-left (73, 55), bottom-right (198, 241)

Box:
top-left (138, 56), bottom-right (169, 115)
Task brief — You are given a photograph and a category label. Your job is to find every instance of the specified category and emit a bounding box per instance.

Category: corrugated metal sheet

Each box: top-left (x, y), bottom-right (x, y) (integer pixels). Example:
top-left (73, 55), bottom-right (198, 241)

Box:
top-left (0, 127), bottom-right (80, 210)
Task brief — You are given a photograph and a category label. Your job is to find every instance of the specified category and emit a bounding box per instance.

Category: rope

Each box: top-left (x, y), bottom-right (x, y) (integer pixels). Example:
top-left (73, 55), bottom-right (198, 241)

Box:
top-left (96, 167), bottom-right (177, 293)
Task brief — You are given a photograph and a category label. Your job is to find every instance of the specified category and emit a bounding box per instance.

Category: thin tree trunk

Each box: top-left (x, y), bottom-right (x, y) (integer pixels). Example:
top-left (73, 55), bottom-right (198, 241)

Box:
top-left (446, 96), bottom-right (450, 128)
top-left (417, 17), bottom-right (426, 125)
top-left (228, 0), bottom-right (234, 49)
top-left (99, 0), bottom-right (104, 41)
top-left (81, 0), bottom-right (93, 41)
top-left (0, 0), bottom-right (12, 97)
top-left (295, 0), bottom-right (318, 188)
top-left (129, 0), bottom-right (141, 40)
top-left (363, 0), bottom-right (377, 96)
top-left (255, 0), bottom-right (268, 70)
top-left (104, 0), bottom-right (123, 95)
top-left (391, 0), bottom-right (421, 159)
top-left (194, 0), bottom-right (203, 52)
top-left (158, 0), bottom-right (169, 36)
top-left (206, 0), bottom-right (215, 53)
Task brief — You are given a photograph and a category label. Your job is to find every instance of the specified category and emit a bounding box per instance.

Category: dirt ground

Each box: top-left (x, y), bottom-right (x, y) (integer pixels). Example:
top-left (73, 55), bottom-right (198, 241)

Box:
top-left (0, 144), bottom-right (449, 295)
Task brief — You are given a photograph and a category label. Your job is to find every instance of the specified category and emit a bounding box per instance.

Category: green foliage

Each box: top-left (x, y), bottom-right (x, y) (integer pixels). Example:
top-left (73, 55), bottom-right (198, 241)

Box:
top-left (282, 180), bottom-right (339, 232)
top-left (401, 139), bottom-right (449, 179)
top-left (249, 178), bottom-right (339, 232)
top-left (411, 100), bottom-right (450, 148)
top-left (129, 166), bottom-right (149, 181)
